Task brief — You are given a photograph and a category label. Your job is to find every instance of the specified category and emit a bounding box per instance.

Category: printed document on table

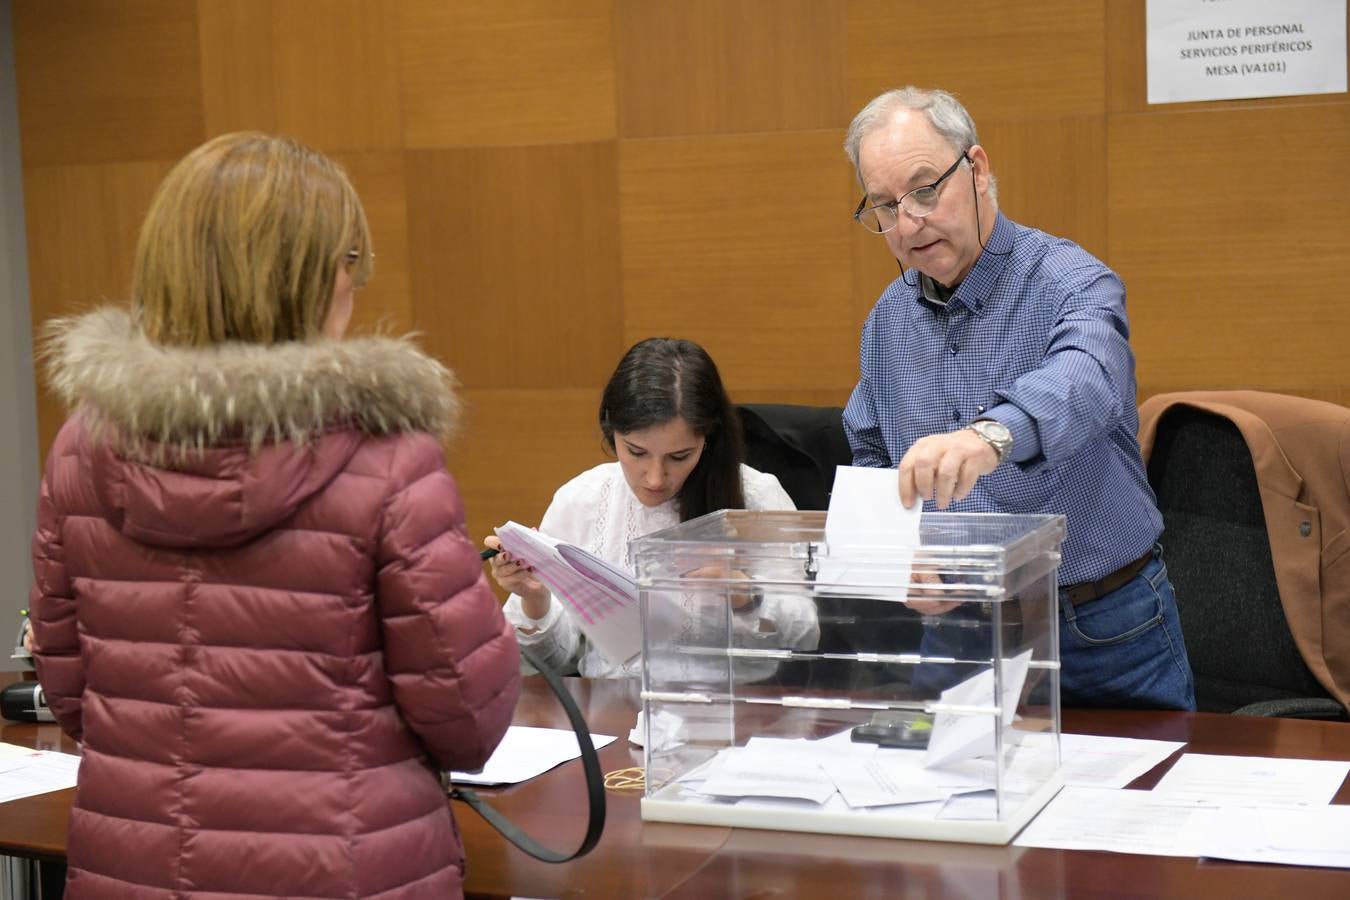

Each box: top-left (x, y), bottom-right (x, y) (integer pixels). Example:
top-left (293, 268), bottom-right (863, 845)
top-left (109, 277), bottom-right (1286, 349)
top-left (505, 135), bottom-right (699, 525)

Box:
top-left (815, 466), bottom-right (921, 599)
top-left (1183, 806), bottom-right (1350, 868)
top-left (1150, 753), bottom-right (1350, 808)
top-left (1013, 786), bottom-right (1206, 857)
top-left (1056, 732), bottom-right (1185, 788)
top-left (0, 743), bottom-right (80, 803)
top-left (449, 726), bottom-right (616, 787)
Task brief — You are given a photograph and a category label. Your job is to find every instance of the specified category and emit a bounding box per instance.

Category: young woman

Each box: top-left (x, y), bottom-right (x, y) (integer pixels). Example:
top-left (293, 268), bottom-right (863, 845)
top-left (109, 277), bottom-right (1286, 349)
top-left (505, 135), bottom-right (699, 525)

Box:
top-left (28, 132), bottom-right (520, 899)
top-left (485, 337), bottom-right (819, 679)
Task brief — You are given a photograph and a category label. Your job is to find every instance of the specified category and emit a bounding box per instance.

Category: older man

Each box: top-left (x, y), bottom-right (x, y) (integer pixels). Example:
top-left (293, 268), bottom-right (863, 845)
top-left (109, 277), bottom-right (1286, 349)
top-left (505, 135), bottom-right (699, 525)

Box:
top-left (843, 86), bottom-right (1194, 710)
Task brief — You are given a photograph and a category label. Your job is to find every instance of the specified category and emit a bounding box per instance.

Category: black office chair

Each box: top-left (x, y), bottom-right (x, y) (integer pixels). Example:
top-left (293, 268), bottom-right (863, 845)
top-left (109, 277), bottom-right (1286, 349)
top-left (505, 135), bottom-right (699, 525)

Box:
top-left (736, 403), bottom-right (924, 690)
top-left (1146, 406), bottom-right (1347, 720)
top-left (737, 403), bottom-right (853, 510)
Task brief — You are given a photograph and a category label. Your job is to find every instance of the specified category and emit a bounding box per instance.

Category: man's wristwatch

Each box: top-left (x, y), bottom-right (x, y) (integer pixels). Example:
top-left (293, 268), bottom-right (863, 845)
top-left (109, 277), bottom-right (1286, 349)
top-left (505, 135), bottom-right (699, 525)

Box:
top-left (965, 419), bottom-right (1014, 464)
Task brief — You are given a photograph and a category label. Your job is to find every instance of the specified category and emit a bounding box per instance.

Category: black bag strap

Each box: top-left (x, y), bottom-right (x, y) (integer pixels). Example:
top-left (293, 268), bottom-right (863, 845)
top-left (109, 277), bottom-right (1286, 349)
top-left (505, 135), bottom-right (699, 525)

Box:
top-left (448, 647), bottom-right (606, 863)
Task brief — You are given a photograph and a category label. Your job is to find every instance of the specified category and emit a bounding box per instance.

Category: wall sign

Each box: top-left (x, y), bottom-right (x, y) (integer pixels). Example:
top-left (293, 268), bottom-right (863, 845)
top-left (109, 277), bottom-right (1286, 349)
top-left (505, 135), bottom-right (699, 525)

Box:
top-left (1147, 0), bottom-right (1346, 104)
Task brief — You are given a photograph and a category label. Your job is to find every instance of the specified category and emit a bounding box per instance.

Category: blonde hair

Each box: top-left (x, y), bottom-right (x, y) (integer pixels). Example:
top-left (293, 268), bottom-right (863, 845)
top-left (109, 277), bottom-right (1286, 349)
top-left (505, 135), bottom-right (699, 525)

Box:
top-left (131, 132), bottom-right (373, 346)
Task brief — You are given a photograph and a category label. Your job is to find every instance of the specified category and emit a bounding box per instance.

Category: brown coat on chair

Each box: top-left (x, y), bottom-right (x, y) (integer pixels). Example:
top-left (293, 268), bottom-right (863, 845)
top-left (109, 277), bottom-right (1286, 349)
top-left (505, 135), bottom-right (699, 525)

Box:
top-left (1138, 390), bottom-right (1350, 715)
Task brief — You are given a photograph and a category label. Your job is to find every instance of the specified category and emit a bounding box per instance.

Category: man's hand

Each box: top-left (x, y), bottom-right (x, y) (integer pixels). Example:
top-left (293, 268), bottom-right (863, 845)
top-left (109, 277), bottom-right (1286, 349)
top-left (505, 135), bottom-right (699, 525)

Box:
top-left (907, 571), bottom-right (961, 616)
top-left (897, 428), bottom-right (1000, 509)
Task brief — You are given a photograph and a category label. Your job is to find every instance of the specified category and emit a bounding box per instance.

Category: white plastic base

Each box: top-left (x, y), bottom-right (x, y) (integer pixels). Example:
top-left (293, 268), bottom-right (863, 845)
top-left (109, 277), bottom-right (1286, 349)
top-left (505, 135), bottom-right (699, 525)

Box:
top-left (641, 772), bottom-right (1063, 845)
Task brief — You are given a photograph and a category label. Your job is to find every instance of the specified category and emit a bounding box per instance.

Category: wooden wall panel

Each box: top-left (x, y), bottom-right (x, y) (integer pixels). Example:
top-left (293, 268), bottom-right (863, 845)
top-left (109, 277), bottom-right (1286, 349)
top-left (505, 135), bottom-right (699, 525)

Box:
top-left (448, 388), bottom-right (609, 592)
top-left (404, 144), bottom-right (623, 390)
top-left (12, 0), bottom-right (204, 166)
top-left (847, 0), bottom-right (1106, 121)
top-left (197, 0), bottom-right (403, 152)
top-left (616, 0), bottom-right (847, 138)
top-left (22, 160), bottom-right (176, 457)
top-left (397, 0), bottom-right (616, 148)
top-left (1110, 103), bottom-right (1350, 397)
top-left (979, 116), bottom-right (1108, 258)
top-left (620, 132), bottom-right (858, 394)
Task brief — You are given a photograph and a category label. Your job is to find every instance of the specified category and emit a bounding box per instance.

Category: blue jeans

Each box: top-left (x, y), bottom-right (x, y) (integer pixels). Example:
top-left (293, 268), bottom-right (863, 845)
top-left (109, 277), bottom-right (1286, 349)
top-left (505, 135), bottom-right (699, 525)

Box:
top-left (1059, 546), bottom-right (1195, 711)
top-left (911, 546), bottom-right (1196, 711)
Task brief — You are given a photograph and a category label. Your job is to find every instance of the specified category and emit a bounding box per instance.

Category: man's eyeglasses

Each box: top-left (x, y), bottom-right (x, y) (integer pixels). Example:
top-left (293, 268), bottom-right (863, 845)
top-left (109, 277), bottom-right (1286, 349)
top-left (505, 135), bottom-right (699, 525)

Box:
top-left (853, 151), bottom-right (971, 234)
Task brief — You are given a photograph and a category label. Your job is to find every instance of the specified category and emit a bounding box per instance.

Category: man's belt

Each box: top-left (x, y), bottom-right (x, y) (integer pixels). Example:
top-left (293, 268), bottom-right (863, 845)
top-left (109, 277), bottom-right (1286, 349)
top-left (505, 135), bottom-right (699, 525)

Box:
top-left (1061, 550), bottom-right (1154, 608)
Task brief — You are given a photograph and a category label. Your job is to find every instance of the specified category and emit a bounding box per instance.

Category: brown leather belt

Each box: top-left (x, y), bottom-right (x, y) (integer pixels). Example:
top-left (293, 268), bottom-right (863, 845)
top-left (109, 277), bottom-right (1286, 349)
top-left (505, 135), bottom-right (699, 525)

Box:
top-left (1061, 549), bottom-right (1153, 608)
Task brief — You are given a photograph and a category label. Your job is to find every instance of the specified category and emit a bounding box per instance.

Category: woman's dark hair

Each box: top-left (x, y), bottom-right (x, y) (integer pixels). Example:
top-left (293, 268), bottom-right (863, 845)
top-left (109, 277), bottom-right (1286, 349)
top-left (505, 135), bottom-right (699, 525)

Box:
top-left (599, 338), bottom-right (745, 521)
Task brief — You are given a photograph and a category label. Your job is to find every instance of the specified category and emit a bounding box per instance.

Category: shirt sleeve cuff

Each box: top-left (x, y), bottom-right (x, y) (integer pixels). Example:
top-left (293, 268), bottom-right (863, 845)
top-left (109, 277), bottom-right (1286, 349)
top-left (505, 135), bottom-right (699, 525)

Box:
top-left (980, 403), bottom-right (1041, 464)
top-left (504, 593), bottom-right (563, 637)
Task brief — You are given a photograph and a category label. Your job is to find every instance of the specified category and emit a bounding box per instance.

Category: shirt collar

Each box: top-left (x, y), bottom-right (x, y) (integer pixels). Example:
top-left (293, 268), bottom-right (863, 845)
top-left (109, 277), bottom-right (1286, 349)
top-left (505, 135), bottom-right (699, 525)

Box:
top-left (913, 212), bottom-right (1016, 315)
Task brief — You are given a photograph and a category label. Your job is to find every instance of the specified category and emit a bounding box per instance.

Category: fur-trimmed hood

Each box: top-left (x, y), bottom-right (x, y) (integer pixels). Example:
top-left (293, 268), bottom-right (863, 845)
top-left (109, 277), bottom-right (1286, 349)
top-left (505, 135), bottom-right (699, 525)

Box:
top-left (44, 307), bottom-right (460, 451)
top-left (41, 307), bottom-right (463, 548)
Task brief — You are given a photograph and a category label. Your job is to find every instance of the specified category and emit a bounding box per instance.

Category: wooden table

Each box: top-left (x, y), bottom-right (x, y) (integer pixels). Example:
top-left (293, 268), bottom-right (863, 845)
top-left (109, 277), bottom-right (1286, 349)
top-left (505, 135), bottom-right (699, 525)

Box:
top-left (3, 679), bottom-right (1349, 899)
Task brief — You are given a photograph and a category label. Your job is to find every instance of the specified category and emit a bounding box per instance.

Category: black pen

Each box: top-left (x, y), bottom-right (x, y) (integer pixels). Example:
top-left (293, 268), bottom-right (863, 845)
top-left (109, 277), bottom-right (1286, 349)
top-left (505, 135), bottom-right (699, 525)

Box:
top-left (480, 547), bottom-right (500, 561)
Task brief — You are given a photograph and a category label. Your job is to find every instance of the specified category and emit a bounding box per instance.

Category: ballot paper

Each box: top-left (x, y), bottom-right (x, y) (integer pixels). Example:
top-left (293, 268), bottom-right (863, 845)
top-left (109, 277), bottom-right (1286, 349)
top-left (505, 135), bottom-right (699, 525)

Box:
top-left (698, 747), bottom-right (837, 804)
top-left (628, 708), bottom-right (685, 751)
top-left (449, 726), bottom-right (616, 787)
top-left (923, 647), bottom-right (1034, 768)
top-left (815, 466), bottom-right (922, 599)
top-left (690, 733), bottom-right (991, 809)
top-left (1184, 806), bottom-right (1350, 868)
top-left (1150, 753), bottom-right (1350, 808)
top-left (819, 755), bottom-right (957, 809)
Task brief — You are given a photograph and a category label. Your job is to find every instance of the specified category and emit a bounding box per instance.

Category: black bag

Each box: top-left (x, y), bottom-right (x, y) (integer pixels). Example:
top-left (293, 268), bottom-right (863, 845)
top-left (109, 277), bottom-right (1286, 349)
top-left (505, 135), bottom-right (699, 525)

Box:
top-left (447, 647), bottom-right (606, 862)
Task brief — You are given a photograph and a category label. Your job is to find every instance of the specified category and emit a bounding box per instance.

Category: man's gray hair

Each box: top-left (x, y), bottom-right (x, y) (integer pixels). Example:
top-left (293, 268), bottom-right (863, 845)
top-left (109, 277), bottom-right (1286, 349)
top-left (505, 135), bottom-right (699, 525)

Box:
top-left (844, 86), bottom-right (997, 202)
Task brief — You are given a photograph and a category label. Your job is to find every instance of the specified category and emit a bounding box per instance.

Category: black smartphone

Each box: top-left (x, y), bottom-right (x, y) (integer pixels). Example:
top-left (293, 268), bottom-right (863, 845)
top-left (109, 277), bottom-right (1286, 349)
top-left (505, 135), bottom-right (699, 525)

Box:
top-left (849, 710), bottom-right (933, 749)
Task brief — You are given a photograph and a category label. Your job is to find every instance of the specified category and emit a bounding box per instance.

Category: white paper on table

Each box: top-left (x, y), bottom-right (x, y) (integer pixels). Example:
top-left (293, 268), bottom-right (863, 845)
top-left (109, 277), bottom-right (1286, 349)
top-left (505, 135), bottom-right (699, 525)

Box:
top-left (923, 647), bottom-right (1034, 769)
top-left (448, 726), bottom-right (616, 786)
top-left (1184, 806), bottom-right (1350, 868)
top-left (937, 730), bottom-right (1183, 794)
top-left (1150, 753), bottom-right (1350, 808)
top-left (1013, 786), bottom-right (1206, 857)
top-left (1057, 733), bottom-right (1186, 788)
top-left (815, 466), bottom-right (921, 598)
top-left (0, 745), bottom-right (80, 803)
top-left (698, 747), bottom-right (837, 804)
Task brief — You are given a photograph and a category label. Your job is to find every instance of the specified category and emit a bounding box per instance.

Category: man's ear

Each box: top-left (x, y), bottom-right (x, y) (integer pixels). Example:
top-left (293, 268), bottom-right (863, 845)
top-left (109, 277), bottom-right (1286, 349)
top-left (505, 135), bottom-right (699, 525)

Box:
top-left (967, 144), bottom-right (992, 194)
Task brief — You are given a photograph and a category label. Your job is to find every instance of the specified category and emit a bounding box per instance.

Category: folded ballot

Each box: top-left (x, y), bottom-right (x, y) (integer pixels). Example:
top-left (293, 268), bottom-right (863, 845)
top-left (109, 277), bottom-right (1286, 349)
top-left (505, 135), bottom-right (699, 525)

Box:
top-left (494, 521), bottom-right (642, 664)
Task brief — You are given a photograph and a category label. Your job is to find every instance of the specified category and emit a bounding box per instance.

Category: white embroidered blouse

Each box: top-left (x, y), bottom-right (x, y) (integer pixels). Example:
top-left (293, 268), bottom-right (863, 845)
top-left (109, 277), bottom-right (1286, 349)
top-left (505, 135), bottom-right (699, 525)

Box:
top-left (502, 462), bottom-right (820, 679)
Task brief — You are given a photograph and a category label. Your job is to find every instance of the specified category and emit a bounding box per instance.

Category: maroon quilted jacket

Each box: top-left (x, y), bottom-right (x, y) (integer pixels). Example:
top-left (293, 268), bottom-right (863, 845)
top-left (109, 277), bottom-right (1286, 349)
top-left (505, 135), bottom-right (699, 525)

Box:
top-left (30, 309), bottom-right (521, 899)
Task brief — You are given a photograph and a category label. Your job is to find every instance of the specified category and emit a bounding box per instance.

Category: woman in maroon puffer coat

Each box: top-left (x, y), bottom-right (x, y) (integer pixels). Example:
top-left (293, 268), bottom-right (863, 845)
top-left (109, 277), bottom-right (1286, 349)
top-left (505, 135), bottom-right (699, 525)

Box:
top-left (28, 132), bottom-right (521, 899)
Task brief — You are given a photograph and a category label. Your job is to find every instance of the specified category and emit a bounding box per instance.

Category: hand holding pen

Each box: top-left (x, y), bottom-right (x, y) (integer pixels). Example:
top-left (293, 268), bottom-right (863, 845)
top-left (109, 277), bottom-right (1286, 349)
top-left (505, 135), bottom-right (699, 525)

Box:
top-left (481, 535), bottom-right (551, 618)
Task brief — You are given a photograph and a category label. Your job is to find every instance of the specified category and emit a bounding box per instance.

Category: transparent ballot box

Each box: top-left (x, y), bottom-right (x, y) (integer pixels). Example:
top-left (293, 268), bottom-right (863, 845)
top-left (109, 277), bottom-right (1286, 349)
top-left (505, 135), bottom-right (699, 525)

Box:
top-left (632, 510), bottom-right (1066, 845)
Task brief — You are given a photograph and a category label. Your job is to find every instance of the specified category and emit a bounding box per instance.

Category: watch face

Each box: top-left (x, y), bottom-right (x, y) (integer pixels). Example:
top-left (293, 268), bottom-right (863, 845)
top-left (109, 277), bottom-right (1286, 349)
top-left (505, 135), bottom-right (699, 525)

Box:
top-left (983, 421), bottom-right (1011, 441)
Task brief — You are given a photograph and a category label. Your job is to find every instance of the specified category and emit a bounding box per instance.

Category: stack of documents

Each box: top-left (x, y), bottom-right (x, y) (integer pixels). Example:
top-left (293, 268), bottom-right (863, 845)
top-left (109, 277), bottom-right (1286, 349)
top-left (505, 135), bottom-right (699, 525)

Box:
top-left (1015, 751), bottom-right (1350, 866)
top-left (494, 521), bottom-right (641, 663)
